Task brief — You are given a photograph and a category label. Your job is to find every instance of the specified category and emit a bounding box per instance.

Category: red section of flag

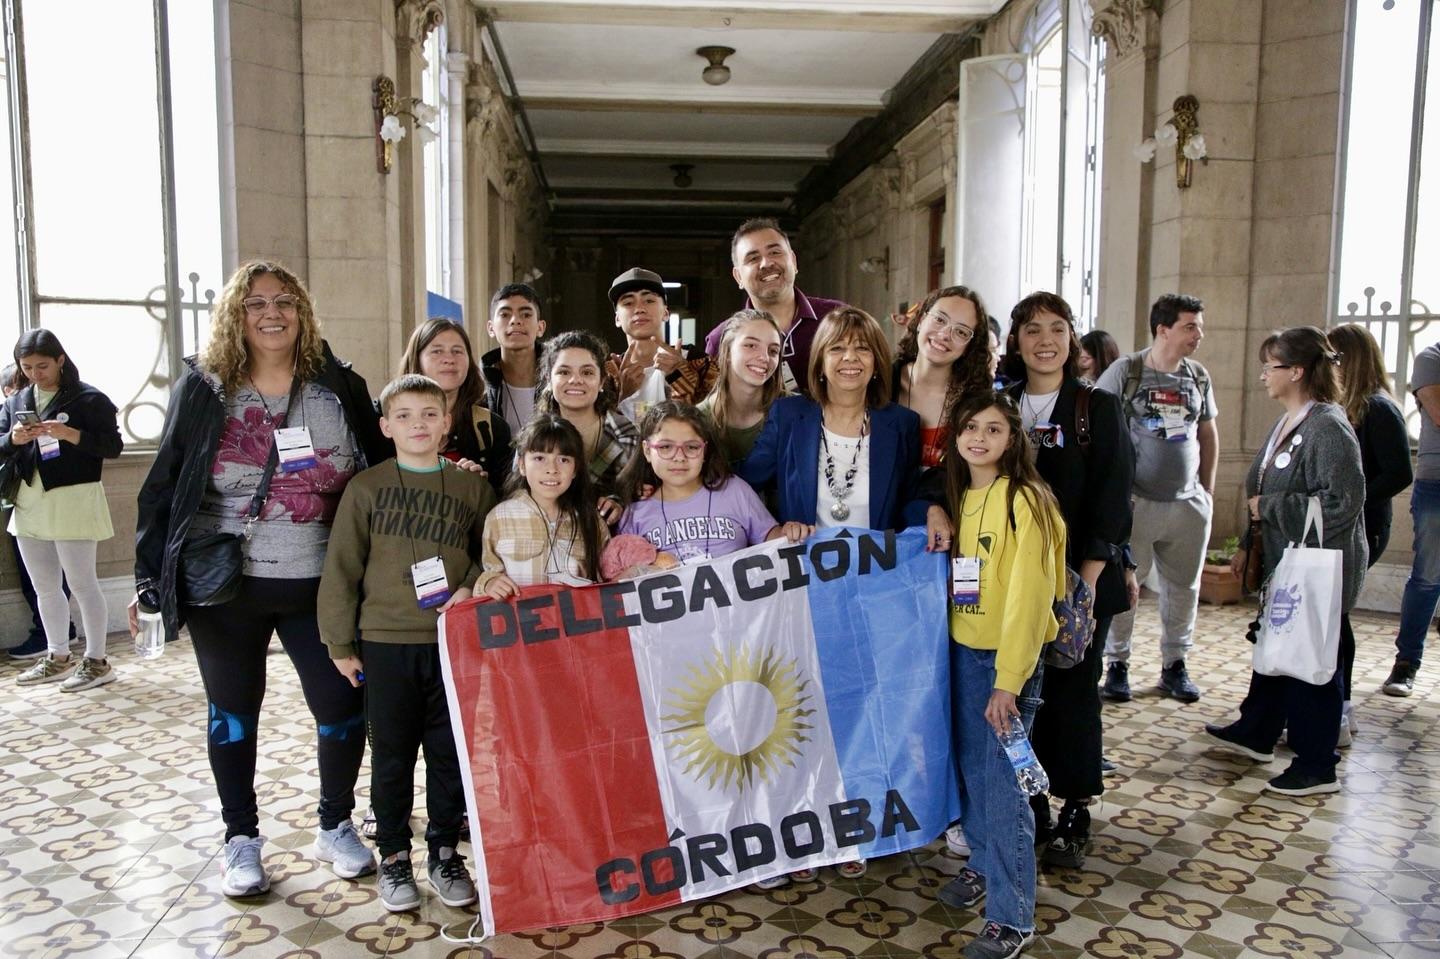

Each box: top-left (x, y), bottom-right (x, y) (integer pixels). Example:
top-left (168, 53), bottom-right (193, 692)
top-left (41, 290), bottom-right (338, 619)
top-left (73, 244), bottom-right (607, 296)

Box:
top-left (441, 584), bottom-right (680, 932)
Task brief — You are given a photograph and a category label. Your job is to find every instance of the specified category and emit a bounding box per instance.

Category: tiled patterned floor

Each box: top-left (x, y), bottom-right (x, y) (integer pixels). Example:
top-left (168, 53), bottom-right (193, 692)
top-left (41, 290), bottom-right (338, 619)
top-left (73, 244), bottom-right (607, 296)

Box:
top-left (1, 604), bottom-right (1437, 958)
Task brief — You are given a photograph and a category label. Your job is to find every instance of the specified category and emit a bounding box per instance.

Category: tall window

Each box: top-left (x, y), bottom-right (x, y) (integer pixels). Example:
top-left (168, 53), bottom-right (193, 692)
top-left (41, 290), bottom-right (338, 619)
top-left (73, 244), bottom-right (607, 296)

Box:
top-left (2, 0), bottom-right (222, 444)
top-left (1335, 0), bottom-right (1437, 437)
top-left (421, 23), bottom-right (451, 302)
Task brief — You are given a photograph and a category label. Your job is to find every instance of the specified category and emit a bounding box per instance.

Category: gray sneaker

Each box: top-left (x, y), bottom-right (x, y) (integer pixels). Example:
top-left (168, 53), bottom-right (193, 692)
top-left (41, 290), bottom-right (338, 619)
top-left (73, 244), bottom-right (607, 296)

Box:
top-left (60, 658), bottom-right (115, 692)
top-left (221, 835), bottom-right (270, 898)
top-left (314, 820), bottom-right (376, 879)
top-left (379, 852), bottom-right (421, 912)
top-left (427, 846), bottom-right (477, 907)
top-left (16, 655), bottom-right (76, 686)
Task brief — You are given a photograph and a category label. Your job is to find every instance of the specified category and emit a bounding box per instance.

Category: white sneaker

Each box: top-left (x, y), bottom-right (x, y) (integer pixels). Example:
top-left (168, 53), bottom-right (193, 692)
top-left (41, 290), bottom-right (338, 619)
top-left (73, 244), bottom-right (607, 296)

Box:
top-left (16, 654), bottom-right (75, 686)
top-left (60, 657), bottom-right (115, 692)
top-left (221, 835), bottom-right (270, 897)
top-left (314, 820), bottom-right (377, 879)
top-left (945, 824), bottom-right (969, 856)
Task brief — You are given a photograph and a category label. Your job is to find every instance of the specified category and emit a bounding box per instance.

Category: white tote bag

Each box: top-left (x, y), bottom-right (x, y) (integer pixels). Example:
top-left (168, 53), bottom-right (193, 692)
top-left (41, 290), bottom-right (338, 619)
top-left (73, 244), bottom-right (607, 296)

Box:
top-left (1252, 497), bottom-right (1343, 685)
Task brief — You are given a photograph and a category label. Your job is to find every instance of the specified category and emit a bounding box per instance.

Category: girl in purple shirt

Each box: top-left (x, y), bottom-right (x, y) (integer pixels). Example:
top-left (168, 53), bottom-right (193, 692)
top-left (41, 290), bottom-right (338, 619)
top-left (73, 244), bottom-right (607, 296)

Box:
top-left (616, 402), bottom-right (808, 562)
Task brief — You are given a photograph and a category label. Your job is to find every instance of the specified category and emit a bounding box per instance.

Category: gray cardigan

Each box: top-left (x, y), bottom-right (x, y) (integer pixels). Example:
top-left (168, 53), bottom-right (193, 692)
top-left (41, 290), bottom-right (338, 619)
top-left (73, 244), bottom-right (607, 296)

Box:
top-left (1243, 402), bottom-right (1368, 612)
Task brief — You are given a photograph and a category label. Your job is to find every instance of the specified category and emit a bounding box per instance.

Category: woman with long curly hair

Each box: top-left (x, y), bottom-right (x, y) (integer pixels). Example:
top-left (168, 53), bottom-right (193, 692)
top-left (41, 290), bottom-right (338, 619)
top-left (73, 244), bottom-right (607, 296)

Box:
top-left (132, 261), bottom-right (388, 899)
top-left (894, 286), bottom-right (994, 470)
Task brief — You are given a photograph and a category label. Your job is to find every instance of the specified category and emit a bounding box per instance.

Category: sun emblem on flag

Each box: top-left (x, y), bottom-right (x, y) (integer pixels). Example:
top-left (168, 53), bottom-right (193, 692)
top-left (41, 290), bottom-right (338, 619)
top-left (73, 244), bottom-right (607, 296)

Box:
top-left (660, 646), bottom-right (813, 792)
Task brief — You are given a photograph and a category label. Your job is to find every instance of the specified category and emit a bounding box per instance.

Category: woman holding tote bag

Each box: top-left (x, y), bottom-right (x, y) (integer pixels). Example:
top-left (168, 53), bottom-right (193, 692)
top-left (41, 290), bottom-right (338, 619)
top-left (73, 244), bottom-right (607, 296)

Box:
top-left (1205, 326), bottom-right (1366, 797)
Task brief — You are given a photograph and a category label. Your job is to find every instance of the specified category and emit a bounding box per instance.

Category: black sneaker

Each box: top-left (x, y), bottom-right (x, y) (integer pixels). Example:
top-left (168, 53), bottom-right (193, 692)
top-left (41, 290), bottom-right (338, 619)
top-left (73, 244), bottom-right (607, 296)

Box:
top-left (964, 920), bottom-right (1033, 959)
top-left (1265, 766), bottom-right (1339, 797)
top-left (1042, 803), bottom-right (1091, 870)
top-left (938, 866), bottom-right (986, 908)
top-left (1159, 660), bottom-right (1201, 703)
top-left (1203, 723), bottom-right (1274, 763)
top-left (7, 632), bottom-right (48, 661)
top-left (1100, 661), bottom-right (1132, 702)
top-left (1382, 660), bottom-right (1418, 697)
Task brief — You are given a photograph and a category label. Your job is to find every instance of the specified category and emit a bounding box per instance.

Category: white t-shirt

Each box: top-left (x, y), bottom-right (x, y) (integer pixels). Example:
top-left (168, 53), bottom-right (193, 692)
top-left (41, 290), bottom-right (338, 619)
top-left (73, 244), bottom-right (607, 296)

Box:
top-left (1019, 389), bottom-right (1060, 432)
top-left (501, 381), bottom-right (536, 436)
top-left (816, 427), bottom-right (871, 529)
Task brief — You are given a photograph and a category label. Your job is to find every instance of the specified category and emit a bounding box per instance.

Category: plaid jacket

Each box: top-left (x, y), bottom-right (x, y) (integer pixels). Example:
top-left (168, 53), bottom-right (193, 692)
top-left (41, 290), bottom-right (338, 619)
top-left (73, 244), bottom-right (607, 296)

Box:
top-left (475, 494), bottom-right (609, 593)
top-left (589, 411), bottom-right (639, 499)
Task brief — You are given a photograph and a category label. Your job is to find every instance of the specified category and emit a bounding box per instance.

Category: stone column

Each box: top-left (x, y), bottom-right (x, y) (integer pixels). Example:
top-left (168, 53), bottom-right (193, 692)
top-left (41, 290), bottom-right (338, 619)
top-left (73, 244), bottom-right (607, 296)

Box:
top-left (446, 49), bottom-right (470, 319)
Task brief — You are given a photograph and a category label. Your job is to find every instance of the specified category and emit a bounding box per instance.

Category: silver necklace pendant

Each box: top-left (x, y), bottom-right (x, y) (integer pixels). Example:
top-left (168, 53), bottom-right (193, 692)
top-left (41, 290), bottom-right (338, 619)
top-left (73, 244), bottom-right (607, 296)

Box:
top-left (830, 499), bottom-right (850, 521)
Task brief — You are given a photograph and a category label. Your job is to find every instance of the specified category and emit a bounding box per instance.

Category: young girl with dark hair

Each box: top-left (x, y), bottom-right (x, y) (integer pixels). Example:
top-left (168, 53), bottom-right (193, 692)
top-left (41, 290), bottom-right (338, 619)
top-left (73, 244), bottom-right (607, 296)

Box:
top-left (475, 415), bottom-right (608, 598)
top-left (4, 329), bottom-right (123, 690)
top-left (936, 390), bottom-right (1066, 959)
top-left (615, 401), bottom-right (806, 565)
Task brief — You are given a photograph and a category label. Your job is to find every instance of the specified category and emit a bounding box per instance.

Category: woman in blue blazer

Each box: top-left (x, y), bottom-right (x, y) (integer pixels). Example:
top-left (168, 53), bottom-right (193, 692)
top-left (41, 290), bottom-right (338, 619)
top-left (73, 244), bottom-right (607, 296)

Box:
top-left (740, 307), bottom-right (945, 535)
top-left (738, 305), bottom-right (950, 885)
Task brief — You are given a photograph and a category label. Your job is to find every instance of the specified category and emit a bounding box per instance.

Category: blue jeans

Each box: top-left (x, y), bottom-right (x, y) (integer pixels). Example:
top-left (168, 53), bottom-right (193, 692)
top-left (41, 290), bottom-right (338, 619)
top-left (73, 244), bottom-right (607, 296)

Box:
top-left (1396, 480), bottom-right (1440, 665)
top-left (950, 643), bottom-right (1044, 933)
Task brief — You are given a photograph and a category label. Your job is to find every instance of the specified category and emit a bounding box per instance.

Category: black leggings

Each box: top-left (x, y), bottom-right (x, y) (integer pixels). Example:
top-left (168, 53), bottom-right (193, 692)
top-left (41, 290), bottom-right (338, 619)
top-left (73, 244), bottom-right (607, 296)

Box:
top-left (185, 576), bottom-right (366, 841)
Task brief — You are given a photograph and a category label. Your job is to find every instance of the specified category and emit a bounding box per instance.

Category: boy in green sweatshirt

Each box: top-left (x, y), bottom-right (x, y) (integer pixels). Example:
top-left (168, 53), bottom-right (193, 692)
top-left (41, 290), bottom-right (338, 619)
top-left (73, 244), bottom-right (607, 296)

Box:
top-left (319, 374), bottom-right (495, 913)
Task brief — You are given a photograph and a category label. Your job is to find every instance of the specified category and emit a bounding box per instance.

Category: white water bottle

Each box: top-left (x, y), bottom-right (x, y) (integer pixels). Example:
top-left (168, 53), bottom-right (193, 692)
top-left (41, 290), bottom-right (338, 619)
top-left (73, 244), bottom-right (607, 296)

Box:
top-left (135, 594), bottom-right (165, 660)
top-left (996, 716), bottom-right (1049, 796)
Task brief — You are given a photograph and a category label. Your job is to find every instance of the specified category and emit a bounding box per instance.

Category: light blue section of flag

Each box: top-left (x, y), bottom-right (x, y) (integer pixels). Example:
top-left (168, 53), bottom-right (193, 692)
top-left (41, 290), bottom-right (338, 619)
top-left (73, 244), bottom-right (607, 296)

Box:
top-left (803, 526), bottom-right (959, 858)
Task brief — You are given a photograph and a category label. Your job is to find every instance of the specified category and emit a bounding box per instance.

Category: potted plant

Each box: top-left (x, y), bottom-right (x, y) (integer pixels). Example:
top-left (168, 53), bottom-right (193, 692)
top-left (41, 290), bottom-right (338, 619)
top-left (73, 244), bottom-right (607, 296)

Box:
top-left (1199, 536), bottom-right (1243, 605)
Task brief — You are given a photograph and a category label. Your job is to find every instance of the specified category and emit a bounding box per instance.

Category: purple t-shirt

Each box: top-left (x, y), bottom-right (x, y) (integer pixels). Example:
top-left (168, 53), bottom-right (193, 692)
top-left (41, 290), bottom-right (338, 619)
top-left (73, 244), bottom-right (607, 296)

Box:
top-left (703, 288), bottom-right (846, 397)
top-left (617, 476), bottom-right (777, 564)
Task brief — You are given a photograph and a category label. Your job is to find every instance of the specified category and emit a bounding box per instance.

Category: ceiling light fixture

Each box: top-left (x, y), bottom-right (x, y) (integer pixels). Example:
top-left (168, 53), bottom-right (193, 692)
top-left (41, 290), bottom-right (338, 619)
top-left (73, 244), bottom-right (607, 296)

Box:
top-left (697, 46), bottom-right (735, 86)
top-left (671, 163), bottom-right (694, 188)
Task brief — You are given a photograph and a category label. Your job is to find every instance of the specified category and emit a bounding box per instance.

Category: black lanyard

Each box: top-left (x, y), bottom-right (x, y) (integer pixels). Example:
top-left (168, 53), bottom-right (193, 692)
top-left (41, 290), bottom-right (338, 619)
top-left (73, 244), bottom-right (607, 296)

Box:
top-left (392, 460), bottom-right (447, 566)
top-left (958, 479), bottom-right (996, 557)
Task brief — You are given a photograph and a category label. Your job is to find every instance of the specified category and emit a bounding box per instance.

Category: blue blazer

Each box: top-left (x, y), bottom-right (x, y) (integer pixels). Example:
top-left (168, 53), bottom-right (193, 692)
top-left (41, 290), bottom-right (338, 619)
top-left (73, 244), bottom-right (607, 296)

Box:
top-left (739, 396), bottom-right (926, 530)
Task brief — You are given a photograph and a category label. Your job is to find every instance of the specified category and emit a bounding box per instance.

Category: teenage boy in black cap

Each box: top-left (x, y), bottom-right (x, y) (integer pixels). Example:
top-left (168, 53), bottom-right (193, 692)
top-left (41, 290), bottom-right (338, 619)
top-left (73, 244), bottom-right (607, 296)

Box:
top-left (606, 267), bottom-right (717, 404)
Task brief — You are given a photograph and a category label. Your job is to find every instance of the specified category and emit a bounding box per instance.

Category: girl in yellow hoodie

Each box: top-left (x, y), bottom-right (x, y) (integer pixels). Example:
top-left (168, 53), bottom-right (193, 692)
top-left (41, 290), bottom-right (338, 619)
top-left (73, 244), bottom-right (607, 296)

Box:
top-left (936, 391), bottom-right (1066, 959)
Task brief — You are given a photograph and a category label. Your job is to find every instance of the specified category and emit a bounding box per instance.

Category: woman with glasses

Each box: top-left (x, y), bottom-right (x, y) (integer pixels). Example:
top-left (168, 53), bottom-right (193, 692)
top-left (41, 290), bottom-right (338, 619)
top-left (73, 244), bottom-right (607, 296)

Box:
top-left (894, 286), bottom-right (995, 471)
top-left (133, 261), bottom-right (388, 898)
top-left (1002, 292), bottom-right (1134, 870)
top-left (1207, 327), bottom-right (1365, 796)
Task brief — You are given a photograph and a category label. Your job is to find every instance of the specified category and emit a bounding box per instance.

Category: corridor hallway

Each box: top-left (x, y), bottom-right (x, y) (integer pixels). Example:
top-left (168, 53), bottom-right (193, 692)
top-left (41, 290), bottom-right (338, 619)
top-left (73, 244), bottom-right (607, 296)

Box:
top-left (1, 604), bottom-right (1435, 959)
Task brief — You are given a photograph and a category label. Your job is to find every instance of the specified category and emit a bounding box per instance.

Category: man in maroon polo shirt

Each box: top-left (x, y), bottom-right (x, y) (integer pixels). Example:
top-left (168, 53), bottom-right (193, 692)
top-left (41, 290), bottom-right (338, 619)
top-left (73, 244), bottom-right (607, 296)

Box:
top-left (703, 217), bottom-right (846, 398)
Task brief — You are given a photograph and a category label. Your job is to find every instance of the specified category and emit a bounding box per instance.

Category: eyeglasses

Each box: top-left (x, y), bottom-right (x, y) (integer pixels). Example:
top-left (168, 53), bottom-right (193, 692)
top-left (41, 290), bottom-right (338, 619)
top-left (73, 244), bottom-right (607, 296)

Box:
top-left (243, 294), bottom-right (301, 314)
top-left (923, 314), bottom-right (976, 344)
top-left (1259, 363), bottom-right (1292, 377)
top-left (645, 440), bottom-right (706, 460)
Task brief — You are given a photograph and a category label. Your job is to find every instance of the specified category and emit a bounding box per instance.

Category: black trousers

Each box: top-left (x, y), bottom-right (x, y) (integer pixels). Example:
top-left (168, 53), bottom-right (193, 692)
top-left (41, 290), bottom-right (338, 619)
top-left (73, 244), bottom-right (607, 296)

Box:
top-left (185, 577), bottom-right (366, 841)
top-left (1338, 525), bottom-right (1389, 701)
top-left (1029, 617), bottom-right (1110, 801)
top-left (1228, 665), bottom-right (1342, 778)
top-left (361, 640), bottom-right (466, 858)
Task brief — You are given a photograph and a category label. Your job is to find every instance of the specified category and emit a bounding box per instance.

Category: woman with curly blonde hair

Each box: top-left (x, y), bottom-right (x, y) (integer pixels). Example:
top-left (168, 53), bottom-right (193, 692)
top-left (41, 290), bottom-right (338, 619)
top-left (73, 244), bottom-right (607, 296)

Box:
top-left (133, 260), bottom-right (388, 899)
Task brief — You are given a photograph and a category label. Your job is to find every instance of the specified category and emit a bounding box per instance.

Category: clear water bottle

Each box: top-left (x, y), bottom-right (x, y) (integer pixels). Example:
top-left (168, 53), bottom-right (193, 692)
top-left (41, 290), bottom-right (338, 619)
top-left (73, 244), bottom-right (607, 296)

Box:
top-left (996, 715), bottom-right (1049, 796)
top-left (135, 592), bottom-right (165, 660)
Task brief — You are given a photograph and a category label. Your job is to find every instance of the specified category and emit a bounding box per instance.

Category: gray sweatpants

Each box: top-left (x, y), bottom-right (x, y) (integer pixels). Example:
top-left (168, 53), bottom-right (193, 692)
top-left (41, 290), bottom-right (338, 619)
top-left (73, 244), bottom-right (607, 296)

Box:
top-left (1105, 491), bottom-right (1212, 667)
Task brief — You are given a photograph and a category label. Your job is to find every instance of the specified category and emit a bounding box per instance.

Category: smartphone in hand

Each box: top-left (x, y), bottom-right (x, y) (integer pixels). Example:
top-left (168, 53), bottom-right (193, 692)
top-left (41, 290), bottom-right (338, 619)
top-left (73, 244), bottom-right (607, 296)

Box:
top-left (13, 410), bottom-right (40, 427)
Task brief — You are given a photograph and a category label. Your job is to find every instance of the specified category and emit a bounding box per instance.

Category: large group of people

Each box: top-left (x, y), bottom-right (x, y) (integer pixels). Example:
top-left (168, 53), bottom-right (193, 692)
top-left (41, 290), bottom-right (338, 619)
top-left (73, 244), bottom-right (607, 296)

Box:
top-left (0, 213), bottom-right (1429, 959)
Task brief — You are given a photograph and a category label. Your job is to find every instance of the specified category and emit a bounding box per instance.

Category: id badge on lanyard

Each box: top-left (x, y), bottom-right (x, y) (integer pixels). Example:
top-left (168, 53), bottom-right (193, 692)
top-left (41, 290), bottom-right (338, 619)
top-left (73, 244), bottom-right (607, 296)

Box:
top-left (412, 556), bottom-right (451, 609)
top-left (37, 433), bottom-right (60, 460)
top-left (952, 556), bottom-right (981, 606)
top-left (275, 426), bottom-right (317, 473)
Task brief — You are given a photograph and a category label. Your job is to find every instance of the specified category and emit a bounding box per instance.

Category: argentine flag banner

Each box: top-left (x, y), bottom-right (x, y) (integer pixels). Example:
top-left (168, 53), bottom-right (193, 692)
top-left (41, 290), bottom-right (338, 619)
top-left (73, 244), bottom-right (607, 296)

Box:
top-left (438, 526), bottom-right (957, 936)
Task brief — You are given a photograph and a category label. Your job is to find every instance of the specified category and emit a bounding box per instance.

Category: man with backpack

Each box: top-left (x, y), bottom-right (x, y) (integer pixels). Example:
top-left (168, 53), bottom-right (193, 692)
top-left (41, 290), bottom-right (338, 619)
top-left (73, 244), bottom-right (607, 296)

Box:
top-left (1095, 294), bottom-right (1218, 703)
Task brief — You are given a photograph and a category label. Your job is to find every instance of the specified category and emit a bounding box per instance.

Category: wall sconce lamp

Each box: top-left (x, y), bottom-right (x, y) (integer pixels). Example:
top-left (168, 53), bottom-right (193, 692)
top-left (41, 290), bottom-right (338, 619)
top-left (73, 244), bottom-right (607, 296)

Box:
top-left (697, 46), bottom-right (736, 86)
top-left (858, 247), bottom-right (891, 289)
top-left (520, 267), bottom-right (543, 284)
top-left (372, 75), bottom-right (440, 174)
top-left (671, 163), bottom-right (694, 188)
top-left (1134, 94), bottom-right (1208, 188)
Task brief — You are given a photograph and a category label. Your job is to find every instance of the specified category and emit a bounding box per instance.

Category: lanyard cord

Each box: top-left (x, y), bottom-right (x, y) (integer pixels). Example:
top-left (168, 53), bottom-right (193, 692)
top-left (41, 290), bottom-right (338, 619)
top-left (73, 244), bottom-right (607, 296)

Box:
top-left (251, 372), bottom-right (304, 428)
top-left (393, 460), bottom-right (447, 567)
top-left (657, 485), bottom-right (716, 559)
top-left (958, 479), bottom-right (996, 557)
top-left (526, 492), bottom-right (575, 576)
